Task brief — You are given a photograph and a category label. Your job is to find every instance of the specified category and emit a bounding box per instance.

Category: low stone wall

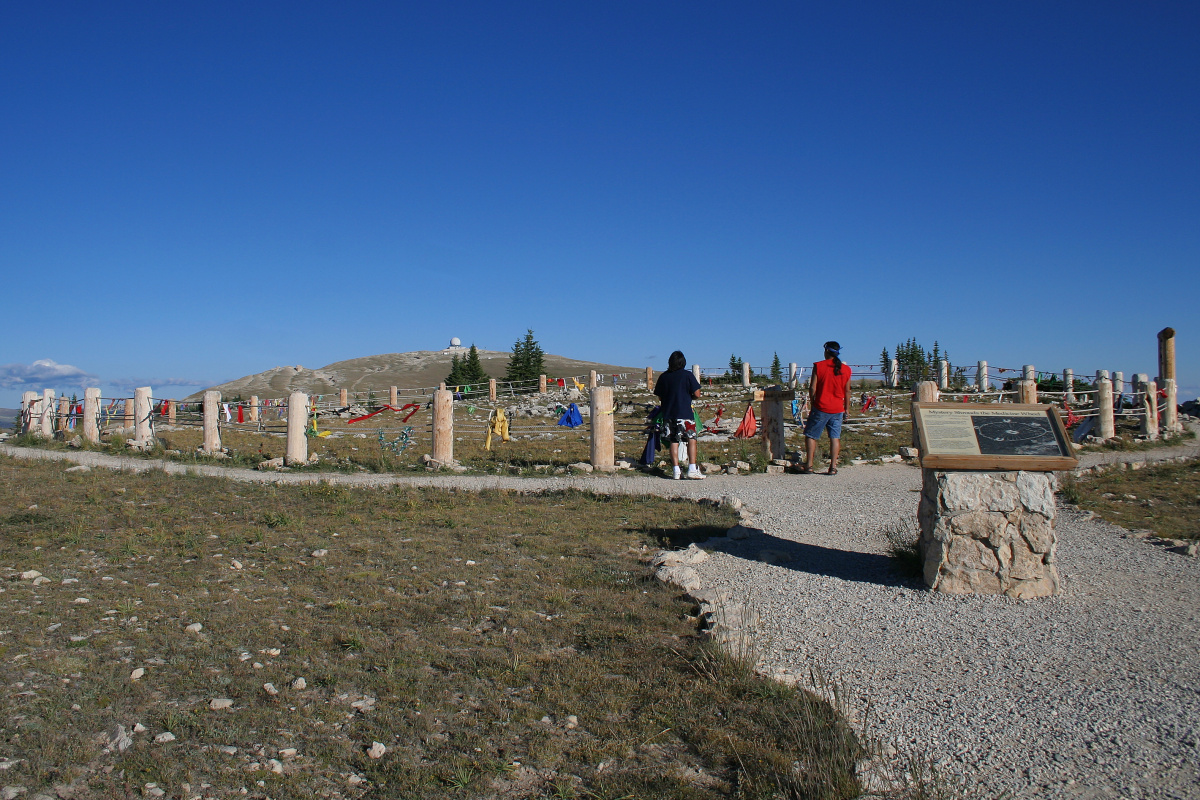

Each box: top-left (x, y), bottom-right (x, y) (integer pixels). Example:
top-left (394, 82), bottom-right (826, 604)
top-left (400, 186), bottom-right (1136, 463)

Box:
top-left (919, 470), bottom-right (1060, 599)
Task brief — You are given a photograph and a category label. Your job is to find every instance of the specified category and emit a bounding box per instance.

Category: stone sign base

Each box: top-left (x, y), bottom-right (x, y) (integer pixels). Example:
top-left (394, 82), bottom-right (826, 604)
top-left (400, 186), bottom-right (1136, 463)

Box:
top-left (919, 469), bottom-right (1060, 599)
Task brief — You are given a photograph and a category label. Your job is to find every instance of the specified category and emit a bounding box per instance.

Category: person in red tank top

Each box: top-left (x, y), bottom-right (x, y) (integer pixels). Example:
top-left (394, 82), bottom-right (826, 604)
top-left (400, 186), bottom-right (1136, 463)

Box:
top-left (800, 341), bottom-right (852, 474)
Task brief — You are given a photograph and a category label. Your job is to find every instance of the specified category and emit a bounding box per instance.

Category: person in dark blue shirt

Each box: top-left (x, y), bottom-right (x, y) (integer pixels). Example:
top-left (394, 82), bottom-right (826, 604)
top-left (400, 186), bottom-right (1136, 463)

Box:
top-left (654, 350), bottom-right (703, 479)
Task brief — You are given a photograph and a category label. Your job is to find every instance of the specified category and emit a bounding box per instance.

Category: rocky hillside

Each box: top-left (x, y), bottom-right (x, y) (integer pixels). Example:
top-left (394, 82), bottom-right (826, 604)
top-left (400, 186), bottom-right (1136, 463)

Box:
top-left (186, 349), bottom-right (642, 401)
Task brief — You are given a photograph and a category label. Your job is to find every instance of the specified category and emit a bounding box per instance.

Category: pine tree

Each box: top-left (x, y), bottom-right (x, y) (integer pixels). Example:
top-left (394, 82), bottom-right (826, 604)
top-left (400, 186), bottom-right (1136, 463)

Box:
top-left (504, 329), bottom-right (545, 384)
top-left (444, 354), bottom-right (464, 387)
top-left (460, 344), bottom-right (489, 385)
top-left (726, 354), bottom-right (743, 378)
top-left (770, 352), bottom-right (783, 381)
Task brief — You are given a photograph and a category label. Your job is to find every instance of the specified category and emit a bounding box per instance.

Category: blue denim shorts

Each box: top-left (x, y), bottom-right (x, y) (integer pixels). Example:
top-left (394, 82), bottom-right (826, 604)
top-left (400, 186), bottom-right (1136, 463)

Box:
top-left (803, 409), bottom-right (843, 440)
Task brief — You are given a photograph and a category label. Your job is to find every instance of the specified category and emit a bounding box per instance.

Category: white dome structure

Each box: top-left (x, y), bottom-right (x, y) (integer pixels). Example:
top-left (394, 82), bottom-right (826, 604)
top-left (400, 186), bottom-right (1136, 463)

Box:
top-left (450, 337), bottom-right (461, 347)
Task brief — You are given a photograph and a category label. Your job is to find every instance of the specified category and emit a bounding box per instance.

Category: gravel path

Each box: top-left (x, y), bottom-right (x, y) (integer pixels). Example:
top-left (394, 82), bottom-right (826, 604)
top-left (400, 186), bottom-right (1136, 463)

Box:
top-left (4, 442), bottom-right (1199, 798)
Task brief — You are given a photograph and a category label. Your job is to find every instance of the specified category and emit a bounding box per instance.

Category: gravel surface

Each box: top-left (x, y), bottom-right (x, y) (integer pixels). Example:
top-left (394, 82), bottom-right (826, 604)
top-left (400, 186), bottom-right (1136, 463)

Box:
top-left (4, 442), bottom-right (1199, 798)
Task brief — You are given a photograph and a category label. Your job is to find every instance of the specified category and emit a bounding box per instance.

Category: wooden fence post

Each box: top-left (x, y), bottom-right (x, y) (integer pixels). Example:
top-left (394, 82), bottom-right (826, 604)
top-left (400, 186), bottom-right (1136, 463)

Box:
top-left (390, 386), bottom-right (399, 407)
top-left (1022, 365), bottom-right (1036, 384)
top-left (56, 397), bottom-right (69, 434)
top-left (890, 359), bottom-right (900, 388)
top-left (134, 387), bottom-right (152, 442)
top-left (1097, 377), bottom-right (1115, 440)
top-left (1141, 379), bottom-right (1159, 439)
top-left (339, 388), bottom-right (348, 408)
top-left (20, 391), bottom-right (37, 435)
top-left (590, 386), bottom-right (615, 471)
top-left (1163, 378), bottom-right (1179, 434)
top-left (913, 381), bottom-right (939, 449)
top-left (431, 389), bottom-right (454, 464)
top-left (788, 362), bottom-right (798, 388)
top-left (285, 391), bottom-right (308, 465)
top-left (1113, 371), bottom-right (1124, 396)
top-left (761, 390), bottom-right (787, 461)
top-left (1018, 380), bottom-right (1037, 405)
top-left (1063, 369), bottom-right (1075, 403)
top-left (1158, 327), bottom-right (1176, 383)
top-left (248, 396), bottom-right (259, 423)
top-left (645, 366), bottom-right (654, 389)
top-left (83, 388), bottom-right (101, 443)
top-left (40, 390), bottom-right (56, 439)
top-left (202, 391), bottom-right (222, 453)
top-left (938, 360), bottom-right (949, 391)
top-left (588, 370), bottom-right (597, 389)
top-left (741, 362), bottom-right (751, 388)
top-left (692, 364), bottom-right (701, 383)
top-left (488, 378), bottom-right (497, 402)
top-left (539, 374), bottom-right (547, 394)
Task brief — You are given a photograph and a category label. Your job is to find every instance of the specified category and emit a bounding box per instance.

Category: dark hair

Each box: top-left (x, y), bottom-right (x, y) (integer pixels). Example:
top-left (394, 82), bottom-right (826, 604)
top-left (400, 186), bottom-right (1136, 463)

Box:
top-left (668, 351), bottom-right (686, 372)
top-left (823, 341), bottom-right (843, 376)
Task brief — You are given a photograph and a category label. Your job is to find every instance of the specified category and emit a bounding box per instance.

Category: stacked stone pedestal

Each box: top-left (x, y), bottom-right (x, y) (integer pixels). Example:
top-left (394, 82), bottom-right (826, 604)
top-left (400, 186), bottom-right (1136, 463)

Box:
top-left (919, 470), bottom-right (1060, 599)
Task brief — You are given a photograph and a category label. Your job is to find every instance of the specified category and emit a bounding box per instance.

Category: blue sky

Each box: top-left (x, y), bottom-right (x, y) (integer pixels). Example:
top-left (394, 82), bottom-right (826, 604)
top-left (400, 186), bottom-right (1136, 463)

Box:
top-left (2, 2), bottom-right (1197, 407)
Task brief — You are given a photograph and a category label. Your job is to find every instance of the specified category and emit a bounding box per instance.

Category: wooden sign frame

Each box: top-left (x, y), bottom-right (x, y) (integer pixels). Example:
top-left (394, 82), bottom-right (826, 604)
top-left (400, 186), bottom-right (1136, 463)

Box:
top-left (912, 402), bottom-right (1079, 471)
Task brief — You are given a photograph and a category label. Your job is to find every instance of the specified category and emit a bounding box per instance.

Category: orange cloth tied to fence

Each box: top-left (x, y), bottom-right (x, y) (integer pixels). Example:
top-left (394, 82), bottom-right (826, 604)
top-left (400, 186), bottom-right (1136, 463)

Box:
top-left (733, 405), bottom-right (757, 438)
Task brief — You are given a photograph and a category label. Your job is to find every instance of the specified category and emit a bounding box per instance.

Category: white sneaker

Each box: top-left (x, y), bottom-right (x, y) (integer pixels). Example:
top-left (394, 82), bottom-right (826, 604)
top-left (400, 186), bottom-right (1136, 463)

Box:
top-left (687, 466), bottom-right (704, 480)
top-left (672, 465), bottom-right (682, 480)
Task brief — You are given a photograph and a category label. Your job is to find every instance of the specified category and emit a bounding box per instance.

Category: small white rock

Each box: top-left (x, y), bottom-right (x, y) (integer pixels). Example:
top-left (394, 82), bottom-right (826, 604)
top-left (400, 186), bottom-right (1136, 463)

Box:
top-left (311, 549), bottom-right (328, 558)
top-left (216, 745), bottom-right (237, 755)
top-left (184, 623), bottom-right (203, 633)
top-left (266, 759), bottom-right (283, 774)
top-left (154, 732), bottom-right (176, 743)
top-left (278, 748), bottom-right (297, 758)
top-left (366, 742), bottom-right (386, 759)
top-left (73, 598), bottom-right (90, 605)
top-left (133, 723), bottom-right (147, 733)
top-left (566, 715), bottom-right (578, 729)
top-left (130, 668), bottom-right (145, 681)
top-left (291, 677), bottom-right (307, 690)
top-left (31, 577), bottom-right (49, 586)
top-left (20, 570), bottom-right (41, 580)
top-left (209, 698), bottom-right (233, 710)
top-left (263, 683), bottom-right (279, 696)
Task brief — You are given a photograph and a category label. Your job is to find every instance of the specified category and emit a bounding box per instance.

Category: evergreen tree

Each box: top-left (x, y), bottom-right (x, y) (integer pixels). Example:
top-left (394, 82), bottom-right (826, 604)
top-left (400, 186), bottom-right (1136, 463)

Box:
top-left (444, 354), bottom-right (464, 387)
top-left (769, 352), bottom-right (783, 381)
top-left (726, 354), bottom-right (744, 378)
top-left (460, 344), bottom-right (489, 385)
top-left (880, 347), bottom-right (891, 378)
top-left (504, 329), bottom-right (545, 384)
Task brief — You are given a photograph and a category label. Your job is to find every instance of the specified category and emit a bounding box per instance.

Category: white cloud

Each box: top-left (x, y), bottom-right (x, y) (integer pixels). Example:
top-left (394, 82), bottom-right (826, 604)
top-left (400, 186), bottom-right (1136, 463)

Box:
top-left (106, 376), bottom-right (208, 393)
top-left (0, 359), bottom-right (97, 389)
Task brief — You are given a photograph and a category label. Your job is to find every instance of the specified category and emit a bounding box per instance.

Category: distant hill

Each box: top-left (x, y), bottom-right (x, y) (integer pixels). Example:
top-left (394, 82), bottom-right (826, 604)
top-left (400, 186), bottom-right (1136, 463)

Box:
top-left (185, 349), bottom-right (643, 401)
top-left (0, 408), bottom-right (18, 429)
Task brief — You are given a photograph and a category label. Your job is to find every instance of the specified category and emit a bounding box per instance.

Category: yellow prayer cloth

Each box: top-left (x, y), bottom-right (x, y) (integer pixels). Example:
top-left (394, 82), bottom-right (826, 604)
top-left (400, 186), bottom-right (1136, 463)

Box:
top-left (485, 408), bottom-right (511, 451)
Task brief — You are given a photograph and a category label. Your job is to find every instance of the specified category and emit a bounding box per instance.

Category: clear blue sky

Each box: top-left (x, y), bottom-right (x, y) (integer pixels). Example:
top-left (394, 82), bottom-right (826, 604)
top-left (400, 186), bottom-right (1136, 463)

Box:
top-left (3, 1), bottom-right (1197, 407)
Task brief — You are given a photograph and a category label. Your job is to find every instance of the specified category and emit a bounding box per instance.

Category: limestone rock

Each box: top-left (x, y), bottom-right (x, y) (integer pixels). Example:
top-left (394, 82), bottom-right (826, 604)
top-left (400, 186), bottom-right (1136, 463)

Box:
top-left (568, 462), bottom-right (593, 473)
top-left (209, 698), bottom-right (233, 710)
top-left (654, 564), bottom-right (701, 592)
top-left (104, 724), bottom-right (133, 753)
top-left (63, 465), bottom-right (90, 474)
top-left (256, 457), bottom-right (285, 471)
top-left (153, 732), bottom-right (176, 744)
top-left (366, 742), bottom-right (386, 759)
top-left (651, 544), bottom-right (708, 568)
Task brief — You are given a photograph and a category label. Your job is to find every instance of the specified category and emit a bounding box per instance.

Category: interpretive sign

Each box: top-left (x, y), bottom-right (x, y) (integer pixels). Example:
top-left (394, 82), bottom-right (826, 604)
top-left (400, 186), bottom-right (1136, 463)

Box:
top-left (912, 402), bottom-right (1078, 471)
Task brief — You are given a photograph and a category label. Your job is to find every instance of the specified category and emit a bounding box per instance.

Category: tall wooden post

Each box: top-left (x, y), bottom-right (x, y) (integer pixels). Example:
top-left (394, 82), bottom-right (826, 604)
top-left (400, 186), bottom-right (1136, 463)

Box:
top-left (741, 362), bottom-right (751, 388)
top-left (1141, 379), bottom-right (1159, 439)
top-left (1163, 378), bottom-right (1179, 433)
top-left (20, 391), bottom-right (37, 435)
top-left (760, 390), bottom-right (787, 461)
top-left (913, 381), bottom-right (939, 449)
top-left (645, 366), bottom-right (654, 389)
top-left (202, 391), bottom-right (222, 453)
top-left (285, 391), bottom-right (308, 465)
top-left (590, 386), bottom-right (615, 470)
top-left (40, 390), bottom-right (56, 439)
top-left (1063, 369), bottom-right (1074, 403)
top-left (1095, 369), bottom-right (1108, 385)
top-left (1113, 371), bottom-right (1124, 396)
top-left (339, 388), bottom-right (348, 408)
top-left (431, 389), bottom-right (454, 464)
top-left (134, 387), bottom-right (152, 442)
top-left (389, 386), bottom-right (399, 407)
top-left (121, 397), bottom-right (133, 431)
top-left (539, 374), bottom-right (547, 394)
top-left (167, 399), bottom-right (177, 424)
top-left (248, 396), bottom-right (259, 423)
top-left (1022, 365), bottom-right (1036, 384)
top-left (83, 388), bottom-right (101, 443)
top-left (1017, 380), bottom-right (1037, 405)
top-left (938, 360), bottom-right (949, 391)
top-left (488, 378), bottom-right (497, 402)
top-left (1097, 377), bottom-right (1115, 440)
top-left (56, 397), bottom-right (69, 433)
top-left (889, 359), bottom-right (900, 388)
top-left (692, 364), bottom-right (701, 383)
top-left (1158, 327), bottom-right (1176, 383)
top-left (588, 370), bottom-right (597, 389)
top-left (788, 362), bottom-right (798, 388)
top-left (976, 361), bottom-right (988, 392)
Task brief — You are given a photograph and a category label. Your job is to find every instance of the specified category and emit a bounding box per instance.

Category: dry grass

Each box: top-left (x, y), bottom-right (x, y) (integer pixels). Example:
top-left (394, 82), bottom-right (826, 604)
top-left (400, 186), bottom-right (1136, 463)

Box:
top-left (0, 456), bottom-right (862, 799)
top-left (1062, 459), bottom-right (1200, 540)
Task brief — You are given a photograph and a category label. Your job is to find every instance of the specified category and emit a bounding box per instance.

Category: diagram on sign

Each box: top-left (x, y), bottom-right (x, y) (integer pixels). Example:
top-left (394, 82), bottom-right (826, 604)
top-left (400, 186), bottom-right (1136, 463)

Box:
top-left (970, 415), bottom-right (1062, 456)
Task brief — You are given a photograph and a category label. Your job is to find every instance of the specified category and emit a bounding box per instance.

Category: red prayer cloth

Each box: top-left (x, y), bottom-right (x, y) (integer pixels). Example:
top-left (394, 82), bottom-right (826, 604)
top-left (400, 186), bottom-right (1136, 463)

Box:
top-left (733, 405), bottom-right (757, 438)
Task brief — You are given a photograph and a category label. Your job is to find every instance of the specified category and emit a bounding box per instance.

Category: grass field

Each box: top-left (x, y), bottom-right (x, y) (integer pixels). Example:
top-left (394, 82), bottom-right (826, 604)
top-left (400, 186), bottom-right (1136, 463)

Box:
top-left (0, 456), bottom-right (862, 799)
top-left (1061, 458), bottom-right (1200, 541)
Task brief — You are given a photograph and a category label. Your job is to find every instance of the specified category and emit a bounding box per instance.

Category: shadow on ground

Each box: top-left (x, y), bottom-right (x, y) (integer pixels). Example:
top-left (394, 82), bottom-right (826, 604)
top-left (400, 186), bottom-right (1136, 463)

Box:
top-left (717, 526), bottom-right (919, 589)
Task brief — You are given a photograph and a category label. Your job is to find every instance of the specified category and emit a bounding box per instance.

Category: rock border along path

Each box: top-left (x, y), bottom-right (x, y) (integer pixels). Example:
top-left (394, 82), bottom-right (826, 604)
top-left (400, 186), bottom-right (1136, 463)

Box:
top-left (3, 442), bottom-right (1199, 799)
